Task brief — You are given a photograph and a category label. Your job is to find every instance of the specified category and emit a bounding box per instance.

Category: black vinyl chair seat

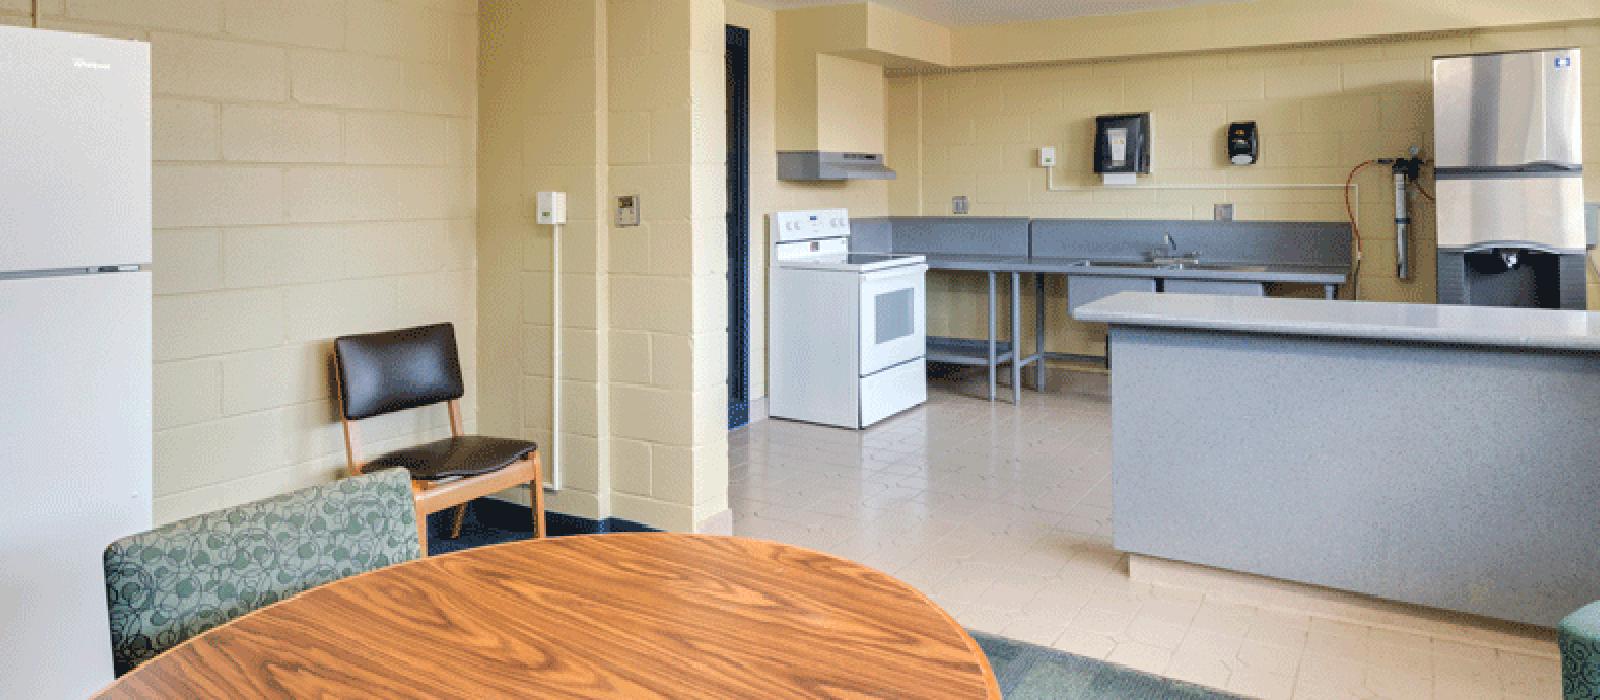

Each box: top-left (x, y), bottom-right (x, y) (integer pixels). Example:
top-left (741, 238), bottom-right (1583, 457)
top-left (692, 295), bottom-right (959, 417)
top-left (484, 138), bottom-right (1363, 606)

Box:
top-left (367, 435), bottom-right (538, 481)
top-left (334, 322), bottom-right (548, 545)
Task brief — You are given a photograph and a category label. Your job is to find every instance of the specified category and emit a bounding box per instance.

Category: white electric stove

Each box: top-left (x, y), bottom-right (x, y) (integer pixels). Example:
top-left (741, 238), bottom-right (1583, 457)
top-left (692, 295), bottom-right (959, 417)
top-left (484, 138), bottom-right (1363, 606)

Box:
top-left (768, 209), bottom-right (928, 429)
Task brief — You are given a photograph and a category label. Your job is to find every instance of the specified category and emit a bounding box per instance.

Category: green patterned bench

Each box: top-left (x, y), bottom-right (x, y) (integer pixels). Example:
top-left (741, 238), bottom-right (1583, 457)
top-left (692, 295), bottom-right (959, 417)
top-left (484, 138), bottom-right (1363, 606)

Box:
top-left (102, 468), bottom-right (419, 676)
top-left (1563, 602), bottom-right (1600, 699)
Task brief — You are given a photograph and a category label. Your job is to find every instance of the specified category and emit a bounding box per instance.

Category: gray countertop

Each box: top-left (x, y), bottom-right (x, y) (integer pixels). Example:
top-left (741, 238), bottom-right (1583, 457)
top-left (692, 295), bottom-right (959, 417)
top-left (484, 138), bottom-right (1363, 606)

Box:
top-left (1074, 292), bottom-right (1600, 352)
top-left (921, 254), bottom-right (1347, 284)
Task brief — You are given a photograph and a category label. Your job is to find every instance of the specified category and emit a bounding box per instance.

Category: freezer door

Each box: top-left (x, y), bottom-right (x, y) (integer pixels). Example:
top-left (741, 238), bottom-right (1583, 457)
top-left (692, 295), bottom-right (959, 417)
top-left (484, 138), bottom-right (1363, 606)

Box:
top-left (0, 27), bottom-right (151, 272)
top-left (0, 272), bottom-right (151, 697)
top-left (1433, 49), bottom-right (1582, 169)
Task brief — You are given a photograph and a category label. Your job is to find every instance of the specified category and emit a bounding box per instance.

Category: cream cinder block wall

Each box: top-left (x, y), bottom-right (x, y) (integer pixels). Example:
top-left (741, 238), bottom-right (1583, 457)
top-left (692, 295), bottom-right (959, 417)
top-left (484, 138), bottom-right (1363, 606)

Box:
top-left (890, 23), bottom-right (1600, 357)
top-left (727, 0), bottom-right (889, 403)
top-left (480, 0), bottom-right (730, 532)
top-left (0, 1), bottom-right (479, 524)
top-left (478, 0), bottom-right (610, 520)
top-left (605, 0), bottom-right (731, 532)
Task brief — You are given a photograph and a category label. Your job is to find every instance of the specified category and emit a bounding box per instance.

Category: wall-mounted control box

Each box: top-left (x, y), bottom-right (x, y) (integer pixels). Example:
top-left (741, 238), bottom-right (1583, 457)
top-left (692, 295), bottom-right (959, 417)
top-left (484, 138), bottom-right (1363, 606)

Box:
top-left (1228, 122), bottom-right (1258, 165)
top-left (1094, 113), bottom-right (1150, 185)
top-left (615, 194), bottom-right (640, 227)
top-left (536, 191), bottom-right (567, 225)
top-left (1038, 146), bottom-right (1057, 167)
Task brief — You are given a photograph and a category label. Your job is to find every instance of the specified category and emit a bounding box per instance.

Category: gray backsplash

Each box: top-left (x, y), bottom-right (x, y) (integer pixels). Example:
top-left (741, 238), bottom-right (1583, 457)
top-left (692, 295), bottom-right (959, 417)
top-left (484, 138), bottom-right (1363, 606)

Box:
top-left (851, 216), bottom-right (1352, 268)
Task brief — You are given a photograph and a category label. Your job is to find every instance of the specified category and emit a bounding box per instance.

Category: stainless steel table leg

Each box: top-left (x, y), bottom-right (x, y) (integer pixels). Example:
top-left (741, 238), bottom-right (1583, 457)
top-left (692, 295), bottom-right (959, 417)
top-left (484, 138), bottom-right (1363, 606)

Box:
top-left (1325, 284), bottom-right (1336, 300)
top-left (987, 271), bottom-right (997, 402)
top-left (1034, 273), bottom-right (1046, 391)
top-left (1011, 272), bottom-right (1022, 405)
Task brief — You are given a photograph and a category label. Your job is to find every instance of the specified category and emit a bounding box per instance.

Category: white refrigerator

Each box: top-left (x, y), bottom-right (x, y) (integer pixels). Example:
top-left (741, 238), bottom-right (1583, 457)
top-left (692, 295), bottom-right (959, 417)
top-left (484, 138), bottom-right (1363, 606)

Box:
top-left (0, 26), bottom-right (153, 698)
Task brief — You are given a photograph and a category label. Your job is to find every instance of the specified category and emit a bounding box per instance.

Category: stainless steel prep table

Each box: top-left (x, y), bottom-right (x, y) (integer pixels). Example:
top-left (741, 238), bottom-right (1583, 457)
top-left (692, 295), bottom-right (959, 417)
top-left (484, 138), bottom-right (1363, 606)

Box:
top-left (850, 217), bottom-right (1354, 404)
top-left (919, 254), bottom-right (1348, 403)
top-left (921, 255), bottom-right (1045, 405)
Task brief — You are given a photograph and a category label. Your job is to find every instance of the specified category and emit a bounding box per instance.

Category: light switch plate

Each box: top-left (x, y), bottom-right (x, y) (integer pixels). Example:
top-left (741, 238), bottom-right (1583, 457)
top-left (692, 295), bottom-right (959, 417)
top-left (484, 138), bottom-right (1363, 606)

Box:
top-left (616, 195), bottom-right (640, 227)
top-left (953, 196), bottom-right (969, 215)
top-left (1214, 203), bottom-right (1234, 222)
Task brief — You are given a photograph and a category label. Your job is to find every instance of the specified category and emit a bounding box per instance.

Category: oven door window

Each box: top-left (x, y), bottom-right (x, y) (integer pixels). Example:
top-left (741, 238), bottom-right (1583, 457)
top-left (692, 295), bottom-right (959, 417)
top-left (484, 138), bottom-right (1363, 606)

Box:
top-left (858, 266), bottom-right (926, 376)
top-left (875, 288), bottom-right (915, 344)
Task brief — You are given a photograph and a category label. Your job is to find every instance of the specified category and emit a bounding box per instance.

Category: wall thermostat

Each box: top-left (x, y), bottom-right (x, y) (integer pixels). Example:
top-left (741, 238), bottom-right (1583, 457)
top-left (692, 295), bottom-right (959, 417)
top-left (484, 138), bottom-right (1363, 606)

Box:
top-left (615, 194), bottom-right (640, 227)
top-left (1038, 146), bottom-right (1057, 167)
top-left (536, 191), bottom-right (567, 224)
top-left (1228, 122), bottom-right (1258, 165)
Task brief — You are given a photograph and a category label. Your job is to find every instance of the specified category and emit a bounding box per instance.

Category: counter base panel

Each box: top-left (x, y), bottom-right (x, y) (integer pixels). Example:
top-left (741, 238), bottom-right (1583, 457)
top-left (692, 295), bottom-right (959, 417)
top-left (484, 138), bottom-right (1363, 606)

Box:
top-left (1111, 325), bottom-right (1600, 627)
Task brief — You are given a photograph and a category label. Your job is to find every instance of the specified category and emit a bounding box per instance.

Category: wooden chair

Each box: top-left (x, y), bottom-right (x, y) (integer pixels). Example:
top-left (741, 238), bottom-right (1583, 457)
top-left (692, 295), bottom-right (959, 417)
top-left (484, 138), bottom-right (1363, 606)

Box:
top-left (333, 323), bottom-right (545, 554)
top-left (103, 469), bottom-right (420, 676)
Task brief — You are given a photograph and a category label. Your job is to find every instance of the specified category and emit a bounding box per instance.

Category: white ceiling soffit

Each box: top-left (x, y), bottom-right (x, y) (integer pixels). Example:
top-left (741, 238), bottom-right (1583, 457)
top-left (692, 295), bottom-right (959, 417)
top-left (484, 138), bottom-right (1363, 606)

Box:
top-left (745, 0), bottom-right (1245, 26)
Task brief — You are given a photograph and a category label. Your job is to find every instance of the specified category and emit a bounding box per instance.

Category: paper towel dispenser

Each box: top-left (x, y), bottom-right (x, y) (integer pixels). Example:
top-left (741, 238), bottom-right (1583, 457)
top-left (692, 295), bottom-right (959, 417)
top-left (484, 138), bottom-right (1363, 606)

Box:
top-left (1094, 113), bottom-right (1151, 176)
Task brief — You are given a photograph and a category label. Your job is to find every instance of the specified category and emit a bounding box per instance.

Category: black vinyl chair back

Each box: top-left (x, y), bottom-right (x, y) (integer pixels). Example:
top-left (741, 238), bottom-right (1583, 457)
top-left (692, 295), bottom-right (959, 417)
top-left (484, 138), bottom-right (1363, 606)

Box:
top-left (334, 323), bottom-right (464, 421)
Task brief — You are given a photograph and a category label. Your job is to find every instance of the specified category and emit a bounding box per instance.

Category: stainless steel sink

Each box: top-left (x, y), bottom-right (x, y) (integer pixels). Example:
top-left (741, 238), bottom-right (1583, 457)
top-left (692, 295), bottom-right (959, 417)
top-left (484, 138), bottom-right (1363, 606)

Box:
top-left (1147, 257), bottom-right (1202, 267)
top-left (1181, 263), bottom-right (1270, 272)
top-left (1068, 260), bottom-right (1271, 273)
top-left (1068, 260), bottom-right (1168, 269)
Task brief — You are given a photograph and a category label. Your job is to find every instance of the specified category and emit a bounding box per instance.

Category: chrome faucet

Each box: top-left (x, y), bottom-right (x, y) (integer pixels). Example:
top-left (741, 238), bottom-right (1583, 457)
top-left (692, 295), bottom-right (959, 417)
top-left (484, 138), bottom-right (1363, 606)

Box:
top-left (1149, 233), bottom-right (1200, 266)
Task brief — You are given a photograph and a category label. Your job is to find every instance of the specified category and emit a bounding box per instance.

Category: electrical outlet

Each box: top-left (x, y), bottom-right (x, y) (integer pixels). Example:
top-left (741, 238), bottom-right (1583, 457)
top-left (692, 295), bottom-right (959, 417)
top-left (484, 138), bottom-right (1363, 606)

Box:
top-left (1214, 203), bottom-right (1234, 222)
top-left (953, 196), bottom-right (969, 215)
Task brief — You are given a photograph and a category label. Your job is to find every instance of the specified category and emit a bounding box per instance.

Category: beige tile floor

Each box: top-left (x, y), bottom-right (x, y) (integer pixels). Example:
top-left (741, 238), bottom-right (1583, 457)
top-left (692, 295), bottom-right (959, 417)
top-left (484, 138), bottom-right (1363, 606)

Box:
top-left (729, 369), bottom-right (1561, 699)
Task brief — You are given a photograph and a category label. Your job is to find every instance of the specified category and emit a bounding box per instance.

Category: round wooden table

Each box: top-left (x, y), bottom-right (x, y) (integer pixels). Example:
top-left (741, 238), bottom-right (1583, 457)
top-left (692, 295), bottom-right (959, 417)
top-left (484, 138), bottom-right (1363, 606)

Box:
top-left (97, 534), bottom-right (999, 699)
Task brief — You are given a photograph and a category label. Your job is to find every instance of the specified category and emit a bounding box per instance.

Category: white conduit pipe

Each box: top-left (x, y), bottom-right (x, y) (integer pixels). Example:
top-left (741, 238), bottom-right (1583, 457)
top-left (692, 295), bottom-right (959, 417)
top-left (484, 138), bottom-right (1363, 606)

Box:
top-left (548, 222), bottom-right (563, 492)
top-left (1045, 167), bottom-right (1360, 216)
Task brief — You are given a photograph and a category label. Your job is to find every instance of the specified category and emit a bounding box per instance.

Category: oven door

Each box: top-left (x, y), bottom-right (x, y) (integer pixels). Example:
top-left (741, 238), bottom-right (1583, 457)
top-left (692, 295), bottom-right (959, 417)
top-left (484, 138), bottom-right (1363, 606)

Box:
top-left (858, 263), bottom-right (927, 376)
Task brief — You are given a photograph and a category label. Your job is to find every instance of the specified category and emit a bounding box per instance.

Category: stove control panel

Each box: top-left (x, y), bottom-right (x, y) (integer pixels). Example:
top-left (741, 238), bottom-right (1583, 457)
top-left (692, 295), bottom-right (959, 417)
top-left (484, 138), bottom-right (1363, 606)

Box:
top-left (772, 208), bottom-right (850, 242)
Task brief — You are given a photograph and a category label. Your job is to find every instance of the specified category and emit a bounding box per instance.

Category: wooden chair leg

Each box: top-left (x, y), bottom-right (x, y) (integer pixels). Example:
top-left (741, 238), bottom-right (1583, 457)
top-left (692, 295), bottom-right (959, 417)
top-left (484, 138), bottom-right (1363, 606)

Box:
top-left (449, 503), bottom-right (469, 539)
top-left (416, 503), bottom-right (430, 557)
top-left (531, 453), bottom-right (546, 539)
top-left (410, 480), bottom-right (431, 557)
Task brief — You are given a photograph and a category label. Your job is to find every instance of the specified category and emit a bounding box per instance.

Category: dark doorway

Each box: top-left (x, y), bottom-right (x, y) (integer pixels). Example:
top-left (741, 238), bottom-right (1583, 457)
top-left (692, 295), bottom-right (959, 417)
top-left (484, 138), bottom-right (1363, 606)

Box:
top-left (725, 25), bottom-right (751, 430)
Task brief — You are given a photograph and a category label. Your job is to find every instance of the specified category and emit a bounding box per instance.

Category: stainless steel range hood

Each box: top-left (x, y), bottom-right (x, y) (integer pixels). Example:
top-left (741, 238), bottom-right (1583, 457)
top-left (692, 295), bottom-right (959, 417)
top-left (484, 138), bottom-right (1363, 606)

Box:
top-left (778, 151), bottom-right (897, 181)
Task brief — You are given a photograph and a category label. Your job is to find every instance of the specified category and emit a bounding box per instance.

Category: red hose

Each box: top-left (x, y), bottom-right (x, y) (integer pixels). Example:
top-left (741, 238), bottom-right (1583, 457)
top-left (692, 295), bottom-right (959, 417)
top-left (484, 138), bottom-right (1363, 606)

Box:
top-left (1344, 160), bottom-right (1376, 256)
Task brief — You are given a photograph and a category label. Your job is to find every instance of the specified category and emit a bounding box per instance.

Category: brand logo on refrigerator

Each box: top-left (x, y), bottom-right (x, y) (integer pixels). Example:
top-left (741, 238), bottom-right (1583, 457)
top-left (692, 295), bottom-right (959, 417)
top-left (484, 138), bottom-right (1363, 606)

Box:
top-left (1556, 56), bottom-right (1573, 70)
top-left (72, 57), bottom-right (112, 71)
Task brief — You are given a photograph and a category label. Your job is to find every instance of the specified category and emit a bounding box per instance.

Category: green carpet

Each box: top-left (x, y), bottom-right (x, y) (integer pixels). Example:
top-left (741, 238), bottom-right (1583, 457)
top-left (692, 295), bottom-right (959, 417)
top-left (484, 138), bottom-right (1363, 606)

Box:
top-left (972, 631), bottom-right (1245, 699)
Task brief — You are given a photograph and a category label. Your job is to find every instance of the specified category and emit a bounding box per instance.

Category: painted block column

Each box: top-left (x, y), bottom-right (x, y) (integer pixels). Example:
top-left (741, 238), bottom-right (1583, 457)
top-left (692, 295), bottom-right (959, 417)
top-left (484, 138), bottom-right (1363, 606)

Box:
top-left (606, 0), bottom-right (730, 533)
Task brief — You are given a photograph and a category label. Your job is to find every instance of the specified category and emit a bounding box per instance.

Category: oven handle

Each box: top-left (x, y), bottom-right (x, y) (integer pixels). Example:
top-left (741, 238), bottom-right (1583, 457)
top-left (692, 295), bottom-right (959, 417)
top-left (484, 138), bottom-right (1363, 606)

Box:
top-left (865, 263), bottom-right (929, 281)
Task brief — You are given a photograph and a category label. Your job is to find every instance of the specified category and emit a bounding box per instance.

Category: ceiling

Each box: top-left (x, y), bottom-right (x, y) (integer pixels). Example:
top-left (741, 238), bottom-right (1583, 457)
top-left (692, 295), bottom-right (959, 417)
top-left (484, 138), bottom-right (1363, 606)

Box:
top-left (744, 0), bottom-right (1243, 26)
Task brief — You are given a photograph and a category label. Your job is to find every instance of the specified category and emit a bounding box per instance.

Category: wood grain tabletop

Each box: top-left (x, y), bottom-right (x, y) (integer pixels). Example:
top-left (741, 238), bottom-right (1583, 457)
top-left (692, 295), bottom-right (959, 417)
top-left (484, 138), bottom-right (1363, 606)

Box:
top-left (97, 534), bottom-right (999, 699)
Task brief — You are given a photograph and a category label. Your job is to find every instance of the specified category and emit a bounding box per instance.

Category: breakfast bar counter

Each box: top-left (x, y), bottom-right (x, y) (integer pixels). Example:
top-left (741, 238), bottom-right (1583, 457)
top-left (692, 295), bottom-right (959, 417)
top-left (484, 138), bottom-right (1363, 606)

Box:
top-left (1075, 292), bottom-right (1600, 626)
